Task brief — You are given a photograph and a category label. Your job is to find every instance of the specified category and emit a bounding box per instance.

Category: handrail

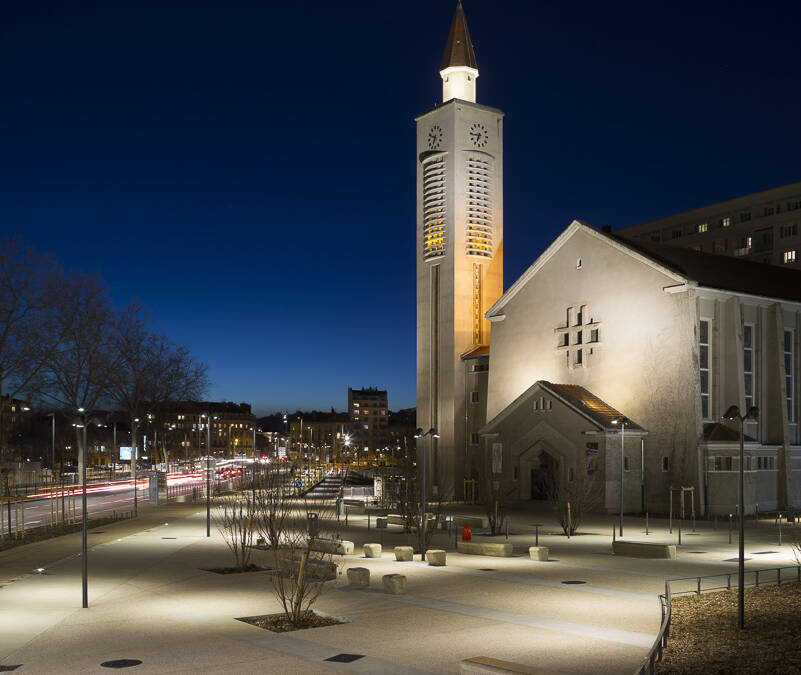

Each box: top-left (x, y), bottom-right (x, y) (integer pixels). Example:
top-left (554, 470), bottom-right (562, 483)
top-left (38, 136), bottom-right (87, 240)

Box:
top-left (635, 565), bottom-right (800, 674)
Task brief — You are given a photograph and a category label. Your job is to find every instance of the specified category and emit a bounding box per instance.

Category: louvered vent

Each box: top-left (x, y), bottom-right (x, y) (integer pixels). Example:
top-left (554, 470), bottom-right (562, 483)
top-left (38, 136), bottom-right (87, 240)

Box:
top-left (466, 156), bottom-right (492, 257)
top-left (423, 157), bottom-right (447, 260)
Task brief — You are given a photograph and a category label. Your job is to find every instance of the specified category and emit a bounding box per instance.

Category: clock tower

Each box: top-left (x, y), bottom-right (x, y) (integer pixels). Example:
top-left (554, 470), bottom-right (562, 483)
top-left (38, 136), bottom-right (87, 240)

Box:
top-left (416, 1), bottom-right (504, 499)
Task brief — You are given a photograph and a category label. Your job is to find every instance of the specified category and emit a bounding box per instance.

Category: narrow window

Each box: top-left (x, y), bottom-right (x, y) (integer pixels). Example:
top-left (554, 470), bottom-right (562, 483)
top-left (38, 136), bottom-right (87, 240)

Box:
top-left (785, 330), bottom-right (795, 422)
top-left (662, 456), bottom-right (670, 472)
top-left (576, 349), bottom-right (583, 366)
top-left (471, 433), bottom-right (479, 445)
top-left (699, 319), bottom-right (710, 419)
top-left (623, 456), bottom-right (631, 472)
top-left (471, 391), bottom-right (480, 403)
top-left (744, 324), bottom-right (754, 411)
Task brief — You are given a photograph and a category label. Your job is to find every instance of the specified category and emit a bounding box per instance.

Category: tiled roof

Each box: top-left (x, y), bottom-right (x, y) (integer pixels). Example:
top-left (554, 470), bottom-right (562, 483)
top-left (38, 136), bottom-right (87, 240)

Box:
top-left (461, 344), bottom-right (490, 359)
top-left (703, 422), bottom-right (757, 442)
top-left (542, 382), bottom-right (644, 431)
top-left (440, 1), bottom-right (478, 71)
top-left (613, 235), bottom-right (801, 303)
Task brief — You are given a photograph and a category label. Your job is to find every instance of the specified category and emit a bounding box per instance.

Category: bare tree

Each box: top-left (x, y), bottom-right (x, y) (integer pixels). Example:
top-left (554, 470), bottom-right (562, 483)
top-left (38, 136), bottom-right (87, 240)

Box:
top-left (38, 273), bottom-right (118, 475)
top-left (0, 239), bottom-right (65, 460)
top-left (108, 305), bottom-right (208, 478)
top-left (253, 467), bottom-right (341, 627)
top-left (214, 493), bottom-right (255, 572)
top-left (546, 464), bottom-right (602, 536)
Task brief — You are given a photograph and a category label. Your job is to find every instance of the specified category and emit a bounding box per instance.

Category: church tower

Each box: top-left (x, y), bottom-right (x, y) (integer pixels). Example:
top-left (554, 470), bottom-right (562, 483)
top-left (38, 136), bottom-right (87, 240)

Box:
top-left (416, 1), bottom-right (504, 499)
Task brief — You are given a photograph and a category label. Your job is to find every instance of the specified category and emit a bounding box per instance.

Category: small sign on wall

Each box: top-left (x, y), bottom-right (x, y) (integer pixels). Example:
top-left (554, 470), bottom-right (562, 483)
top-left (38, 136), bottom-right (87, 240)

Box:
top-left (492, 443), bottom-right (503, 474)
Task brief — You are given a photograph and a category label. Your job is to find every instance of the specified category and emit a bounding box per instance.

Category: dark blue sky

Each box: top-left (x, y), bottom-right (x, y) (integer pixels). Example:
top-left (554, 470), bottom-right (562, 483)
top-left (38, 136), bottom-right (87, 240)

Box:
top-left (2, 1), bottom-right (799, 415)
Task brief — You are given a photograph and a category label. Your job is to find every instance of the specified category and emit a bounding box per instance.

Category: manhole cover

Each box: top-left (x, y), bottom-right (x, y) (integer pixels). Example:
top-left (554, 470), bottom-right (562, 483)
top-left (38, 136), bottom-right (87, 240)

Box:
top-left (100, 660), bottom-right (142, 669)
top-left (724, 557), bottom-right (751, 562)
top-left (753, 551), bottom-right (778, 555)
top-left (687, 551), bottom-right (707, 554)
top-left (325, 654), bottom-right (364, 663)
top-left (0, 666), bottom-right (22, 672)
top-left (91, 531), bottom-right (105, 534)
top-left (561, 580), bottom-right (586, 584)
top-left (478, 568), bottom-right (497, 572)
top-left (161, 537), bottom-right (177, 540)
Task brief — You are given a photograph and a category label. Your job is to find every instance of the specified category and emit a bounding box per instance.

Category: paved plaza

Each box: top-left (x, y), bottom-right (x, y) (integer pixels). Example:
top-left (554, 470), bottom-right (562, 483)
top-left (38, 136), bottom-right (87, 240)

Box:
top-left (0, 500), bottom-right (796, 674)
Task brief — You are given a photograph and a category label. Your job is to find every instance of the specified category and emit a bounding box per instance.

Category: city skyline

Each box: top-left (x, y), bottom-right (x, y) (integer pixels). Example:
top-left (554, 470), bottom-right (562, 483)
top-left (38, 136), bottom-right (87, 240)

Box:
top-left (2, 0), bottom-right (799, 415)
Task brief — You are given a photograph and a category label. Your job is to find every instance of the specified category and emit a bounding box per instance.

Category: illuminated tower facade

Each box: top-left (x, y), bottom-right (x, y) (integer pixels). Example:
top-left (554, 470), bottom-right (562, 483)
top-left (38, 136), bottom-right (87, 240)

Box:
top-left (416, 1), bottom-right (504, 498)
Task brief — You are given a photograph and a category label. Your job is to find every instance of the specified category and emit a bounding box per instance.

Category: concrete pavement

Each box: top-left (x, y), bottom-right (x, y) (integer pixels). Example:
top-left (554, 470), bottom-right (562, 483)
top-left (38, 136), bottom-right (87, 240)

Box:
top-left (0, 500), bottom-right (797, 673)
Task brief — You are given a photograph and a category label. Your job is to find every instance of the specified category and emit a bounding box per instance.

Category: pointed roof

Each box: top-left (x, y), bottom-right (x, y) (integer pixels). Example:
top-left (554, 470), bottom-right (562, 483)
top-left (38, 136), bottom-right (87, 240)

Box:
top-left (440, 1), bottom-right (478, 71)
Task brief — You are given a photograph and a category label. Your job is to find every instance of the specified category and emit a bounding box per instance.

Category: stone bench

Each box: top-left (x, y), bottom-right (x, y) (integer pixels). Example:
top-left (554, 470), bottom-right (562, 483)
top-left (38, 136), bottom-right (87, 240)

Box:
top-left (612, 540), bottom-right (676, 559)
top-left (383, 573), bottom-right (407, 595)
top-left (387, 514), bottom-right (406, 526)
top-left (457, 541), bottom-right (513, 557)
top-left (427, 549), bottom-right (446, 566)
top-left (309, 538), bottom-right (355, 555)
top-left (460, 656), bottom-right (559, 674)
top-left (346, 567), bottom-right (370, 587)
top-left (363, 543), bottom-right (382, 558)
top-left (528, 546), bottom-right (549, 562)
top-left (376, 516), bottom-right (388, 528)
top-left (451, 515), bottom-right (487, 529)
top-left (394, 545), bottom-right (414, 561)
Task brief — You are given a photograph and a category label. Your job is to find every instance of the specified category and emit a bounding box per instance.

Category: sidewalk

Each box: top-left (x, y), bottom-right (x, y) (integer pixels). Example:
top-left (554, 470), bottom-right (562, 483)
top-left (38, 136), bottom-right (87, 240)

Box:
top-left (0, 502), bottom-right (796, 673)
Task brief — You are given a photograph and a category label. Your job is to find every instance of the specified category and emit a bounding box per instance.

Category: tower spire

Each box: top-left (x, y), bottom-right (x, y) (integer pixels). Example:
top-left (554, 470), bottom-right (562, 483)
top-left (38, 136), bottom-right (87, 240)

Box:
top-left (440, 1), bottom-right (479, 103)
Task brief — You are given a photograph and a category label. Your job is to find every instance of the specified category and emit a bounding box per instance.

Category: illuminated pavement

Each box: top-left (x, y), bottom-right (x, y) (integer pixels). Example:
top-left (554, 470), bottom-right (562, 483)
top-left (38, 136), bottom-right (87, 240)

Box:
top-left (0, 501), bottom-right (797, 673)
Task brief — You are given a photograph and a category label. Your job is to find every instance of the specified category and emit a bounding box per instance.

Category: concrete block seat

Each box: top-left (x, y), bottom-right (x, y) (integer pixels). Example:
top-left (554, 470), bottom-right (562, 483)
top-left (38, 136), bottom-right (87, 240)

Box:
top-left (277, 552), bottom-right (337, 580)
top-left (612, 540), bottom-right (676, 559)
top-left (363, 543), bottom-right (382, 558)
top-left (528, 546), bottom-right (549, 561)
top-left (309, 538), bottom-right (355, 555)
top-left (457, 540), bottom-right (513, 557)
top-left (451, 515), bottom-right (487, 529)
top-left (383, 573), bottom-right (407, 595)
top-left (346, 567), bottom-right (370, 587)
top-left (427, 549), bottom-right (446, 566)
top-left (394, 546), bottom-right (414, 561)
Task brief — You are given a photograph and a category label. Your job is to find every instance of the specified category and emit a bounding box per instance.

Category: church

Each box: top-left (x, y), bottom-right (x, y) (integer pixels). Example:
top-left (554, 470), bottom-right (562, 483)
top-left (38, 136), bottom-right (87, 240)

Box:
top-left (416, 2), bottom-right (801, 516)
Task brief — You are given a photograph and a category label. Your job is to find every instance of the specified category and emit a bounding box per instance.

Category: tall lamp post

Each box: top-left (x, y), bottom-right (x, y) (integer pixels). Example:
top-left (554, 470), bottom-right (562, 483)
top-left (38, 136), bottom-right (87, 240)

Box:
top-left (73, 408), bottom-right (102, 609)
top-left (46, 412), bottom-right (56, 477)
top-left (723, 404), bottom-right (759, 630)
top-left (205, 413), bottom-right (212, 537)
top-left (611, 416), bottom-right (630, 536)
top-left (414, 427), bottom-right (439, 561)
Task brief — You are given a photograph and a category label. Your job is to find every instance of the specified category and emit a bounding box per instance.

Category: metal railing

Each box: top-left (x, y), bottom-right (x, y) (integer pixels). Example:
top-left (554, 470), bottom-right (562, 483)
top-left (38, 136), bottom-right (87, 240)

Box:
top-left (635, 566), bottom-right (801, 675)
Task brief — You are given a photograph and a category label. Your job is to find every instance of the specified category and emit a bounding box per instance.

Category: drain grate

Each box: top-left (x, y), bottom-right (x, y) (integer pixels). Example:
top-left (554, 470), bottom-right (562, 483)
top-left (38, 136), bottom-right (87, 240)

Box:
top-left (753, 551), bottom-right (778, 555)
top-left (91, 531), bottom-right (105, 534)
top-left (0, 666), bottom-right (22, 672)
top-left (100, 660), bottom-right (142, 669)
top-left (561, 580), bottom-right (586, 585)
top-left (161, 537), bottom-right (177, 540)
top-left (687, 551), bottom-right (707, 554)
top-left (478, 568), bottom-right (497, 572)
top-left (325, 654), bottom-right (364, 663)
top-left (724, 557), bottom-right (751, 562)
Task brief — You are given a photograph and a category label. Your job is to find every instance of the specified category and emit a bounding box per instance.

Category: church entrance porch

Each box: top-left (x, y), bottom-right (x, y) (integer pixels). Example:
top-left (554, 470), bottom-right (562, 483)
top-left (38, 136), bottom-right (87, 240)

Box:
top-left (530, 451), bottom-right (559, 500)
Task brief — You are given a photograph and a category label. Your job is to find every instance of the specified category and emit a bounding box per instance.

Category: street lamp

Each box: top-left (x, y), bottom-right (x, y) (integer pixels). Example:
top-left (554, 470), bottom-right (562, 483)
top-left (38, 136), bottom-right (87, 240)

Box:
top-left (611, 416), bottom-right (631, 536)
top-left (723, 403), bottom-right (759, 630)
top-left (414, 427), bottom-right (439, 561)
top-left (46, 412), bottom-right (56, 476)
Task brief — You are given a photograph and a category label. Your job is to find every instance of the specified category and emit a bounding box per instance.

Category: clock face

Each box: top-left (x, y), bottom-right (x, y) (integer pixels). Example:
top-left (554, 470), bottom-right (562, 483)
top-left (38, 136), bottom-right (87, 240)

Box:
top-left (469, 122), bottom-right (488, 148)
top-left (427, 125), bottom-right (443, 150)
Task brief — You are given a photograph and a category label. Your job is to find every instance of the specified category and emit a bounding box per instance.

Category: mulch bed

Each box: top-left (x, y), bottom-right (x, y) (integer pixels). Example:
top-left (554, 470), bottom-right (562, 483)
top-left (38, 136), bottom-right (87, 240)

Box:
top-left (657, 582), bottom-right (801, 674)
top-left (201, 564), bottom-right (271, 574)
top-left (237, 611), bottom-right (344, 633)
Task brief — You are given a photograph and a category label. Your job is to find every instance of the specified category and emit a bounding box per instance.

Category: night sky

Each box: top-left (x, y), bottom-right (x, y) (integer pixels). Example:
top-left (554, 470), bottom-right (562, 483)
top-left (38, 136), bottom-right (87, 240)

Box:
top-left (2, 1), bottom-right (799, 415)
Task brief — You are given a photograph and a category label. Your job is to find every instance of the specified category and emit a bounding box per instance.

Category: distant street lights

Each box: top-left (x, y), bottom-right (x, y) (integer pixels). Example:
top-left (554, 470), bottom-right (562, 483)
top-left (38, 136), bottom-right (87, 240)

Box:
top-left (723, 404), bottom-right (759, 630)
top-left (414, 427), bottom-right (439, 561)
top-left (611, 416), bottom-right (630, 536)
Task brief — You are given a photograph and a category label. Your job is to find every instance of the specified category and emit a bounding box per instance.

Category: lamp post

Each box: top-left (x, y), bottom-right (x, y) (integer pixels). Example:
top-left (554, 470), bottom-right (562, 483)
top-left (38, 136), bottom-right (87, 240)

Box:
top-left (612, 416), bottom-right (630, 536)
top-left (723, 404), bottom-right (759, 630)
top-left (46, 413), bottom-right (56, 477)
top-left (74, 407), bottom-right (103, 609)
top-left (414, 427), bottom-right (439, 561)
top-left (205, 413), bottom-right (211, 537)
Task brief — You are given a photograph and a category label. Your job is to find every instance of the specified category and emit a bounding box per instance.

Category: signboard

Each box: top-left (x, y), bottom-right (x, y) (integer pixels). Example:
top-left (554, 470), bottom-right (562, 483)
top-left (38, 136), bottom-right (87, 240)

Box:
top-left (278, 442), bottom-right (287, 460)
top-left (119, 446), bottom-right (137, 460)
top-left (492, 443), bottom-right (503, 474)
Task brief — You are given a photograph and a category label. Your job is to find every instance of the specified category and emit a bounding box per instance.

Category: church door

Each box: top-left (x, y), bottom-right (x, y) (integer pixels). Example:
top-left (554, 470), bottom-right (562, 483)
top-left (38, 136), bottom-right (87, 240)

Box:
top-left (530, 452), bottom-right (559, 500)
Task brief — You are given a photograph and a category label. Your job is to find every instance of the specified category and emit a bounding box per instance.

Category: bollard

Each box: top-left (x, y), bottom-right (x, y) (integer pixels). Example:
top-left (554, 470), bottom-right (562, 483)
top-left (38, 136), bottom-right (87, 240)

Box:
top-left (755, 503), bottom-right (759, 528)
top-left (728, 513), bottom-right (733, 545)
top-left (678, 522), bottom-right (682, 546)
top-left (692, 512), bottom-right (696, 533)
top-left (714, 513), bottom-right (718, 530)
top-left (368, 514), bottom-right (371, 531)
top-left (345, 510), bottom-right (349, 527)
top-left (612, 524), bottom-right (616, 542)
top-left (535, 524), bottom-right (539, 547)
top-left (505, 517), bottom-right (509, 540)
top-left (645, 512), bottom-right (649, 536)
top-left (669, 511), bottom-right (672, 534)
top-left (778, 515), bottom-right (783, 546)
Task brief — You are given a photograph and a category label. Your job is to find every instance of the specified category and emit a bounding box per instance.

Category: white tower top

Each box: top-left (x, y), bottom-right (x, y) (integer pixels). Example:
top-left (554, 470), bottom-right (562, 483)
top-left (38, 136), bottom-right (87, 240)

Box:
top-left (439, 1), bottom-right (479, 103)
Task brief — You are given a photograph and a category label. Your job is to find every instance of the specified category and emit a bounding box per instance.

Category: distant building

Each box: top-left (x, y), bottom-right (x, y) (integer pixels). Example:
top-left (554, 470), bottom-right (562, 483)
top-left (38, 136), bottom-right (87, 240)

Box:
top-left (348, 387), bottom-right (389, 456)
top-left (159, 401), bottom-right (257, 458)
top-left (289, 411), bottom-right (350, 463)
top-left (617, 182), bottom-right (801, 270)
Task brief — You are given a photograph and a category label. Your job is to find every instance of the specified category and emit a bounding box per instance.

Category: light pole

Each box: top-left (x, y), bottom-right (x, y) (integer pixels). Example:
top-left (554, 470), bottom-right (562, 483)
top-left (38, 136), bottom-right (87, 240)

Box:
top-left (723, 404), bottom-right (759, 630)
top-left (205, 413), bottom-right (211, 537)
top-left (46, 413), bottom-right (56, 477)
top-left (612, 416), bottom-right (630, 536)
top-left (74, 408), bottom-right (101, 609)
top-left (414, 427), bottom-right (439, 561)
